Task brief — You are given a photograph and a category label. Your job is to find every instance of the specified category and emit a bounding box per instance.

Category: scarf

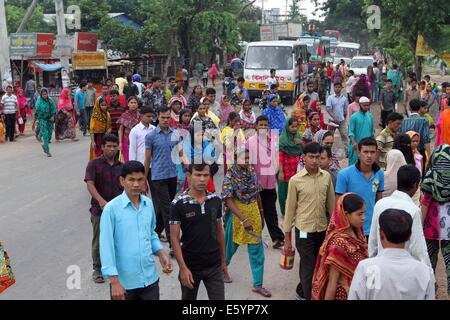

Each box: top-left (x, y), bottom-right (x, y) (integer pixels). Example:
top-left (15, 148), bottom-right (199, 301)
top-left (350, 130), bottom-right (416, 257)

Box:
top-left (384, 150), bottom-right (407, 197)
top-left (118, 108), bottom-right (140, 129)
top-left (57, 87), bottom-right (73, 112)
top-left (406, 131), bottom-right (421, 156)
top-left (90, 102), bottom-right (110, 133)
top-left (311, 193), bottom-right (368, 300)
top-left (313, 129), bottom-right (330, 144)
top-left (262, 102), bottom-right (285, 131)
top-left (222, 164), bottom-right (259, 204)
top-left (209, 64), bottom-right (219, 77)
top-left (239, 109), bottom-right (256, 125)
top-left (422, 144), bottom-right (450, 203)
top-left (16, 88), bottom-right (27, 110)
top-left (35, 88), bottom-right (57, 121)
top-left (279, 118), bottom-right (303, 156)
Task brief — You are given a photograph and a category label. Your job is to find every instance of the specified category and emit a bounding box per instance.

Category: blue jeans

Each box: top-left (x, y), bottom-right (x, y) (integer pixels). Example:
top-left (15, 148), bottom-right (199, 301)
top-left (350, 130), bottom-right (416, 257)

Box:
top-left (372, 83), bottom-right (379, 102)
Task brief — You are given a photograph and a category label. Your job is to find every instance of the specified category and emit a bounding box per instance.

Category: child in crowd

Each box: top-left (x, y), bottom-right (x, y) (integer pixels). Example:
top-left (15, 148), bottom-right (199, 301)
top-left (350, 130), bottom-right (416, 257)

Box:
top-left (169, 97), bottom-right (183, 128)
top-left (220, 95), bottom-right (235, 126)
top-left (302, 111), bottom-right (321, 144)
top-left (258, 89), bottom-right (271, 110)
top-left (89, 98), bottom-right (111, 160)
top-left (239, 99), bottom-right (257, 135)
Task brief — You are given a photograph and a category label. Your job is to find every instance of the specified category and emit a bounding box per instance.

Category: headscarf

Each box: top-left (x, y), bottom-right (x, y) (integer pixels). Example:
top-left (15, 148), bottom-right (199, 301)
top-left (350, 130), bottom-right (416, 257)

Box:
top-left (90, 98), bottom-right (110, 133)
top-left (169, 96), bottom-right (183, 123)
top-left (383, 150), bottom-right (407, 197)
top-left (16, 88), bottom-right (28, 111)
top-left (312, 129), bottom-right (341, 173)
top-left (279, 118), bottom-right (303, 156)
top-left (313, 129), bottom-right (331, 144)
top-left (292, 96), bottom-right (308, 135)
top-left (406, 131), bottom-right (421, 156)
top-left (220, 95), bottom-right (235, 123)
top-left (239, 100), bottom-right (256, 125)
top-left (209, 64), bottom-right (219, 78)
top-left (422, 144), bottom-right (450, 203)
top-left (311, 193), bottom-right (368, 300)
top-left (57, 87), bottom-right (73, 112)
top-left (262, 95), bottom-right (286, 131)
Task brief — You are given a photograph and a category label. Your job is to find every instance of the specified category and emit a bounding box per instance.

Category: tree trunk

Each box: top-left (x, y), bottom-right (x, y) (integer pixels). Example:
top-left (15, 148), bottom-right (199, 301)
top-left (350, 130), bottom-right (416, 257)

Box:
top-left (163, 54), bottom-right (171, 79)
top-left (414, 56), bottom-right (423, 80)
top-left (179, 21), bottom-right (192, 71)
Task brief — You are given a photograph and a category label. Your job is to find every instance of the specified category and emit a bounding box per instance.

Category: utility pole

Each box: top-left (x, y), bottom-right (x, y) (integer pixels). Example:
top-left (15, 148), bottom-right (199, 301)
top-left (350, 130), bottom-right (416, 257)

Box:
top-left (16, 0), bottom-right (39, 33)
top-left (54, 0), bottom-right (70, 87)
top-left (0, 0), bottom-right (12, 83)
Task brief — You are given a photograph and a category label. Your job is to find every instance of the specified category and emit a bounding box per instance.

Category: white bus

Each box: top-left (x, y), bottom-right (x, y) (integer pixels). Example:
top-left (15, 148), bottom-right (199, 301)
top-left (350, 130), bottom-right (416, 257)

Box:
top-left (334, 42), bottom-right (361, 66)
top-left (244, 41), bottom-right (308, 103)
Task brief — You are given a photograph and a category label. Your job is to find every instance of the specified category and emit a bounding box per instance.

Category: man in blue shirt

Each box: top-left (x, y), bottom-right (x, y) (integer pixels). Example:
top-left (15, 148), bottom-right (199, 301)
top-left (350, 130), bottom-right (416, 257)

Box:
top-left (100, 161), bottom-right (172, 300)
top-left (232, 76), bottom-right (250, 101)
top-left (326, 82), bottom-right (349, 155)
top-left (74, 81), bottom-right (88, 136)
top-left (335, 137), bottom-right (384, 236)
top-left (144, 107), bottom-right (182, 256)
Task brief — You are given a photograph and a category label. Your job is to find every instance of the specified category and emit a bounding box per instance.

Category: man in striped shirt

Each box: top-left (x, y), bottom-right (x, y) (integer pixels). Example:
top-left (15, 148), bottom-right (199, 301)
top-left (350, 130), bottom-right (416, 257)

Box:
top-left (0, 85), bottom-right (18, 142)
top-left (108, 89), bottom-right (126, 137)
top-left (376, 112), bottom-right (404, 169)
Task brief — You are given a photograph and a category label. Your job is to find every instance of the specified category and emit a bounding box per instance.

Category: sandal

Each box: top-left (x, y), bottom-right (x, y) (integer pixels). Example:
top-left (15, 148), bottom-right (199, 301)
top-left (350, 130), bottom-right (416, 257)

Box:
top-left (273, 240), bottom-right (285, 250)
top-left (92, 271), bottom-right (105, 284)
top-left (223, 272), bottom-right (233, 283)
top-left (253, 286), bottom-right (272, 298)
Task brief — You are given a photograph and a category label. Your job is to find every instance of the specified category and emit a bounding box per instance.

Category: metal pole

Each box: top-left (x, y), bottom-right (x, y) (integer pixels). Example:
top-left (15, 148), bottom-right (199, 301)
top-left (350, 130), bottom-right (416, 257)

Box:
top-left (20, 55), bottom-right (24, 87)
top-left (55, 0), bottom-right (70, 87)
top-left (0, 0), bottom-right (12, 83)
top-left (16, 0), bottom-right (39, 33)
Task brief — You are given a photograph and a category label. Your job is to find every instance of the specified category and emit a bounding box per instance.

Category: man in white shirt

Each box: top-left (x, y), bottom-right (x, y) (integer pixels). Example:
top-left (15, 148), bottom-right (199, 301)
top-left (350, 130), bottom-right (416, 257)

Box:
top-left (265, 69), bottom-right (278, 89)
top-left (349, 209), bottom-right (435, 300)
top-left (369, 164), bottom-right (431, 266)
top-left (129, 106), bottom-right (156, 164)
top-left (1, 85), bottom-right (18, 142)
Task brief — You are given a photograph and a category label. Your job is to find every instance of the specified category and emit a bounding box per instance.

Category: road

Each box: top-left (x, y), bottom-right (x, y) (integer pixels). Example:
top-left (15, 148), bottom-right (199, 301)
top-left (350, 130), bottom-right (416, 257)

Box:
top-left (1, 78), bottom-right (448, 300)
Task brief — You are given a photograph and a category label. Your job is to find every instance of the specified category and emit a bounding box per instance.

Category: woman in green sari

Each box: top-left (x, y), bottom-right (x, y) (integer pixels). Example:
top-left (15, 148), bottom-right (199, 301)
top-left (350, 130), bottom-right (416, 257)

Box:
top-left (278, 118), bottom-right (303, 216)
top-left (35, 88), bottom-right (57, 157)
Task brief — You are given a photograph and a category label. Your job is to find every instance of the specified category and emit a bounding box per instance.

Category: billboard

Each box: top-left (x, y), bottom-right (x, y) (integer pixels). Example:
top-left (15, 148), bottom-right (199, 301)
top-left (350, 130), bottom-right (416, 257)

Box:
top-left (10, 33), bottom-right (37, 57)
top-left (72, 51), bottom-right (106, 70)
top-left (36, 33), bottom-right (55, 57)
top-left (75, 32), bottom-right (98, 52)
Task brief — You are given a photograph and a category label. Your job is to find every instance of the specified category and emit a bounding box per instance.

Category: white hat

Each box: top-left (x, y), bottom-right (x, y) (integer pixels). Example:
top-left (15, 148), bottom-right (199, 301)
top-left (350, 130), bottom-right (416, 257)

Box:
top-left (359, 96), bottom-right (370, 103)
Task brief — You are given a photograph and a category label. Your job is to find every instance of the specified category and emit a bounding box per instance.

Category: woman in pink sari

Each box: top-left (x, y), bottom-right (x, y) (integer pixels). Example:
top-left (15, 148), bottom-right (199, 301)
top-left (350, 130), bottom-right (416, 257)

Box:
top-left (55, 87), bottom-right (78, 141)
top-left (118, 96), bottom-right (140, 162)
top-left (209, 64), bottom-right (219, 86)
top-left (16, 88), bottom-right (30, 135)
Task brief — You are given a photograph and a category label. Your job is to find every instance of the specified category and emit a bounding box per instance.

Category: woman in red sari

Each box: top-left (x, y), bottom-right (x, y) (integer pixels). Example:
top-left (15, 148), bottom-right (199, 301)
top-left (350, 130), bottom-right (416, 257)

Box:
top-left (311, 193), bottom-right (368, 300)
top-left (16, 88), bottom-right (30, 135)
top-left (55, 87), bottom-right (78, 141)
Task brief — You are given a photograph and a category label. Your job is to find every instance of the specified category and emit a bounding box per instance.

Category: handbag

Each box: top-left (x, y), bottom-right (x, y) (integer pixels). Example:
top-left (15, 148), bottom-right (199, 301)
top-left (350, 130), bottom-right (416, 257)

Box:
top-left (0, 242), bottom-right (16, 293)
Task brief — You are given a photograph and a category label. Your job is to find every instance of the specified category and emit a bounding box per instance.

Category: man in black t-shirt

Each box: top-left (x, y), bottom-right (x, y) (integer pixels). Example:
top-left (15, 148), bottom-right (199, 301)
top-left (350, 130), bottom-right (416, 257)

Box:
top-left (170, 163), bottom-right (226, 300)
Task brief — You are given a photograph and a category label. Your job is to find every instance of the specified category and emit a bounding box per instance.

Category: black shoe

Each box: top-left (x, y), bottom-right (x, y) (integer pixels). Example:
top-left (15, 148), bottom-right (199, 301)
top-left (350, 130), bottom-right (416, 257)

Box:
top-left (272, 240), bottom-right (285, 250)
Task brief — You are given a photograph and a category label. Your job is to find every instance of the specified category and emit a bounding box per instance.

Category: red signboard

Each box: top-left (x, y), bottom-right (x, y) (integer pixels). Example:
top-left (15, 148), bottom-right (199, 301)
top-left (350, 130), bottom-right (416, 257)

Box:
top-left (76, 32), bottom-right (98, 52)
top-left (36, 33), bottom-right (54, 57)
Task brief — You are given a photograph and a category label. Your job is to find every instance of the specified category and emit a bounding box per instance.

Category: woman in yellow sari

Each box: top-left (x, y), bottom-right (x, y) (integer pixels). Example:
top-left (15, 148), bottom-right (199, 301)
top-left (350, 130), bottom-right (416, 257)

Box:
top-left (89, 98), bottom-right (111, 160)
top-left (291, 95), bottom-right (310, 136)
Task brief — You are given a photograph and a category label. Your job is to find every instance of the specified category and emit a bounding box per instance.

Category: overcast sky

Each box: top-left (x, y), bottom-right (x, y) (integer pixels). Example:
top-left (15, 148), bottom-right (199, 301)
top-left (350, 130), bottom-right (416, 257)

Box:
top-left (254, 0), bottom-right (325, 21)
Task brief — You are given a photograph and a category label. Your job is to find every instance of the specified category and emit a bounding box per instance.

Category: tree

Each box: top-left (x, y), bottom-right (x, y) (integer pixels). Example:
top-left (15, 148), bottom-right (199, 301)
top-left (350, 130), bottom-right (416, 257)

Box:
top-left (6, 4), bottom-right (53, 34)
top-left (365, 0), bottom-right (450, 78)
top-left (288, 0), bottom-right (307, 25)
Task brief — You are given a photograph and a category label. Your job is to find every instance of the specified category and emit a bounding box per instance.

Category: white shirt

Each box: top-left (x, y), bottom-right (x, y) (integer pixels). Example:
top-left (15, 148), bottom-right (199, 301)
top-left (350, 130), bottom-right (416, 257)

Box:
top-left (265, 77), bottom-right (278, 89)
top-left (346, 76), bottom-right (357, 94)
top-left (348, 249), bottom-right (435, 300)
top-left (369, 190), bottom-right (431, 267)
top-left (129, 122), bottom-right (156, 165)
top-left (133, 81), bottom-right (145, 100)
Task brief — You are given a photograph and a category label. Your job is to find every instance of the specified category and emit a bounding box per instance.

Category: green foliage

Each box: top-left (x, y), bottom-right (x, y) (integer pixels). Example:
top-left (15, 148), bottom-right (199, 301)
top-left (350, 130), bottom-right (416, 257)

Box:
top-left (6, 4), bottom-right (53, 33)
top-left (238, 20), bottom-right (260, 42)
top-left (288, 0), bottom-right (308, 25)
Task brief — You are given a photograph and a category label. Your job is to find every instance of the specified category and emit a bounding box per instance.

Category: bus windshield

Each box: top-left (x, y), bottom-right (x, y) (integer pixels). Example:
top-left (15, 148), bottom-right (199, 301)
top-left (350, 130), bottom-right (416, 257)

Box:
top-left (351, 58), bottom-right (373, 69)
top-left (335, 47), bottom-right (358, 58)
top-left (245, 46), bottom-right (293, 70)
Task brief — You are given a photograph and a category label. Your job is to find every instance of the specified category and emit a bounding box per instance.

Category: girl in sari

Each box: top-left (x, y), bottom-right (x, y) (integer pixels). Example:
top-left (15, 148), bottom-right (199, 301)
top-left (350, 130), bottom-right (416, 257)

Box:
top-left (187, 85), bottom-right (203, 113)
top-left (35, 88), bottom-right (57, 157)
top-left (239, 99), bottom-right (256, 135)
top-left (222, 149), bottom-right (271, 298)
top-left (169, 97), bottom-right (183, 128)
top-left (311, 193), bottom-right (368, 300)
top-left (16, 88), bottom-right (30, 135)
top-left (220, 95), bottom-right (235, 125)
top-left (118, 96), bottom-right (140, 162)
top-left (89, 98), bottom-right (111, 160)
top-left (220, 112), bottom-right (245, 175)
top-left (302, 111), bottom-right (321, 144)
top-left (291, 95), bottom-right (310, 136)
top-left (278, 118), bottom-right (303, 216)
top-left (55, 87), bottom-right (78, 141)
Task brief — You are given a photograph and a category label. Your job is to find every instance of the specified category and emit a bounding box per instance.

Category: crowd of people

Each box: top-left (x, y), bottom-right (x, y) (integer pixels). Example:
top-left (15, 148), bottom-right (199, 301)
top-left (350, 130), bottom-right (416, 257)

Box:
top-left (1, 62), bottom-right (450, 301)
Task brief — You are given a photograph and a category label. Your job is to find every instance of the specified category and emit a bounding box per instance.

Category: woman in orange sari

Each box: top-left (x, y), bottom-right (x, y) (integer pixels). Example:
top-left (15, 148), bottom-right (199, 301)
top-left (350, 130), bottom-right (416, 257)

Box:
top-left (436, 97), bottom-right (450, 147)
top-left (311, 193), bottom-right (368, 300)
top-left (291, 95), bottom-right (310, 136)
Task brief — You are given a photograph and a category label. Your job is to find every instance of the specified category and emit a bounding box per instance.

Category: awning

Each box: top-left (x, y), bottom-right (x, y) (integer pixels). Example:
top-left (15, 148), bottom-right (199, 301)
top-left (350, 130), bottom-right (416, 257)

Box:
top-left (30, 61), bottom-right (62, 72)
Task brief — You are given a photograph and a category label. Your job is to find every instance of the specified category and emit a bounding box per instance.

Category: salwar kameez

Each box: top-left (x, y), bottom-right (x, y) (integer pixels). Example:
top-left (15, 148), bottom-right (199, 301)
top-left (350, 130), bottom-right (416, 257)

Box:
top-left (35, 89), bottom-right (57, 155)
